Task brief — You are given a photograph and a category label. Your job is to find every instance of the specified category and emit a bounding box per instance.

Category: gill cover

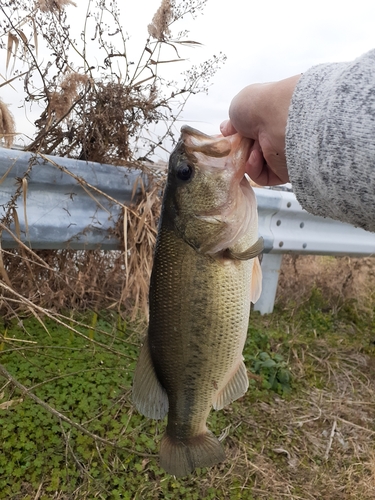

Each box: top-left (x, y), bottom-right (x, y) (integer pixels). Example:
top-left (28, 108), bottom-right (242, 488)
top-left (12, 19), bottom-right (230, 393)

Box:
top-left (169, 126), bottom-right (260, 257)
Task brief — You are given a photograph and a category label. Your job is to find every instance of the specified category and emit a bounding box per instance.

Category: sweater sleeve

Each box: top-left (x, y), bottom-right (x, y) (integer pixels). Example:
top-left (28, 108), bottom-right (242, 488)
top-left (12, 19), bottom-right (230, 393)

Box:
top-left (285, 49), bottom-right (375, 232)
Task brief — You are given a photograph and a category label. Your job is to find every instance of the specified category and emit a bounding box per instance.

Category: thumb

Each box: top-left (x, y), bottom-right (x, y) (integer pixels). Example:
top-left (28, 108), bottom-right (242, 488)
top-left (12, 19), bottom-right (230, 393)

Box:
top-left (228, 83), bottom-right (269, 139)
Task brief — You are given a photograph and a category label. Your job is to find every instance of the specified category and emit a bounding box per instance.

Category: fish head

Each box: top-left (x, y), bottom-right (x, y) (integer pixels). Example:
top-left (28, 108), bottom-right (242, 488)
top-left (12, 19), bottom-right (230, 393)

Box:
top-left (164, 125), bottom-right (258, 255)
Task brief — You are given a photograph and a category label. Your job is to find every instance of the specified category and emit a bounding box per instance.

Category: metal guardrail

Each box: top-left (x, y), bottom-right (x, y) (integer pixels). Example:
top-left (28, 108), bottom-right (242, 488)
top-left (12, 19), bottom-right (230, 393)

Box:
top-left (254, 188), bottom-right (375, 314)
top-left (0, 147), bottom-right (374, 313)
top-left (0, 147), bottom-right (147, 249)
top-left (256, 188), bottom-right (375, 256)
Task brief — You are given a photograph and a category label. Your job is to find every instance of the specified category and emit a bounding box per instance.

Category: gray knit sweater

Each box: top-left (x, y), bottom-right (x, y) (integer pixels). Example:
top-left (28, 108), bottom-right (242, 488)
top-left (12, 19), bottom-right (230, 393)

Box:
top-left (286, 49), bottom-right (375, 233)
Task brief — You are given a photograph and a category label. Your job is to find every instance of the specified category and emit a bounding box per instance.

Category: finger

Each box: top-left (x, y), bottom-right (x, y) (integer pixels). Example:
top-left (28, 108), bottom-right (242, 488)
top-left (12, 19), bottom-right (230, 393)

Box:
top-left (246, 149), bottom-right (287, 186)
top-left (220, 119), bottom-right (237, 136)
top-left (246, 149), bottom-right (268, 185)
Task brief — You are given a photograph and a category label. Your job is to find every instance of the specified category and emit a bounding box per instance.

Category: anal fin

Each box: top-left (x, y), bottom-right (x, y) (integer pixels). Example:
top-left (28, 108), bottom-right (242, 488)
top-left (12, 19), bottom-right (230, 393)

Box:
top-left (212, 360), bottom-right (249, 411)
top-left (132, 339), bottom-right (169, 420)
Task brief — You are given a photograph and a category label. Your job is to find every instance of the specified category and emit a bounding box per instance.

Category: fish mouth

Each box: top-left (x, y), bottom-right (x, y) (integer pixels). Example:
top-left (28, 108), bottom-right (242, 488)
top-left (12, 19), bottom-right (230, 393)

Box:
top-left (178, 126), bottom-right (255, 255)
top-left (180, 123), bottom-right (253, 205)
top-left (180, 126), bottom-right (232, 159)
top-left (228, 134), bottom-right (252, 182)
top-left (180, 125), bottom-right (251, 179)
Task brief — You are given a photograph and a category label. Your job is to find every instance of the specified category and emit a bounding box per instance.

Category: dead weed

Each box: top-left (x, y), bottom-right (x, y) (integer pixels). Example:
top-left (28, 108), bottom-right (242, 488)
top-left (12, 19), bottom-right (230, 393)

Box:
top-left (277, 254), bottom-right (375, 312)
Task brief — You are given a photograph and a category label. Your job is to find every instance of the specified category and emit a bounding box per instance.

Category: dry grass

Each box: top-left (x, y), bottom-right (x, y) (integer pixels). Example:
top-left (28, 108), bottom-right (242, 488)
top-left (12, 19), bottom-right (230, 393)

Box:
top-left (277, 254), bottom-right (375, 312)
top-left (0, 170), bottom-right (162, 321)
top-left (0, 99), bottom-right (15, 148)
top-left (3, 292), bottom-right (375, 499)
top-left (0, 0), bottom-right (224, 319)
top-left (187, 300), bottom-right (375, 499)
top-left (231, 254), bottom-right (375, 499)
top-left (36, 0), bottom-right (77, 13)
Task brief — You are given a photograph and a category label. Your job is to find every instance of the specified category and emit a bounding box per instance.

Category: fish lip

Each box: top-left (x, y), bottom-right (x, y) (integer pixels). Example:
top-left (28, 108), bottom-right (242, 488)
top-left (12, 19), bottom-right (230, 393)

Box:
top-left (230, 135), bottom-right (252, 178)
top-left (179, 129), bottom-right (251, 181)
top-left (180, 127), bottom-right (232, 161)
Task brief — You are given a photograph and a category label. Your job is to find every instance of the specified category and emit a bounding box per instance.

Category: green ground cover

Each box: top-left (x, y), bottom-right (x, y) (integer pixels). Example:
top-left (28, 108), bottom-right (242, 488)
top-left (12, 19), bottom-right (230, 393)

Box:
top-left (1, 290), bottom-right (375, 499)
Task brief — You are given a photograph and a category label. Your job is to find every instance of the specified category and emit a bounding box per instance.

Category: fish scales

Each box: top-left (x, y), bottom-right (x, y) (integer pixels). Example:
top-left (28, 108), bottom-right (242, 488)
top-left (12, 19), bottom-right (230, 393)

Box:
top-left (132, 126), bottom-right (263, 477)
top-left (150, 226), bottom-right (252, 426)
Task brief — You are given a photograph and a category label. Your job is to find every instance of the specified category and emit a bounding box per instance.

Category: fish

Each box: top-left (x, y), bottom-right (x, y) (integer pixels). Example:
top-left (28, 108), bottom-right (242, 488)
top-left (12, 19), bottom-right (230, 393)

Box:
top-left (132, 125), bottom-right (263, 477)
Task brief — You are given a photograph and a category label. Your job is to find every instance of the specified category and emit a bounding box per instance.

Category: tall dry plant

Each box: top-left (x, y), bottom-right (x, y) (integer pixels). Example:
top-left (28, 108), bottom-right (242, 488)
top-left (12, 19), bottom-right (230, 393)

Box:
top-left (0, 0), bottom-right (227, 475)
top-left (1, 0), bottom-right (225, 162)
top-left (0, 98), bottom-right (15, 147)
top-left (0, 0), bottom-right (226, 322)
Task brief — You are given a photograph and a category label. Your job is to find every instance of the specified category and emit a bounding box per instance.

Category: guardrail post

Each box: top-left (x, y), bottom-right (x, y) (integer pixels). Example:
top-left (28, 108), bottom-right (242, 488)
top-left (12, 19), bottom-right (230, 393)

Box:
top-left (253, 253), bottom-right (283, 315)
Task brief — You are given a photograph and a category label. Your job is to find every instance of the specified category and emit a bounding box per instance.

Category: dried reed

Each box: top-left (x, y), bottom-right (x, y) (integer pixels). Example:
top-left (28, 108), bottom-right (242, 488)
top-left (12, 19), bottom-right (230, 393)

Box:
top-left (36, 0), bottom-right (77, 13)
top-left (148, 0), bottom-right (173, 41)
top-left (0, 0), bottom-right (220, 320)
top-left (0, 99), bottom-right (15, 148)
top-left (0, 171), bottom-right (163, 321)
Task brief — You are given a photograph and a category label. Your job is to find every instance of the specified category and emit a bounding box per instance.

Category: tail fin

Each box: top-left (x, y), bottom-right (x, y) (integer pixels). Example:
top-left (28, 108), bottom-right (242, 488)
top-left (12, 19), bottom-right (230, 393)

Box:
top-left (159, 431), bottom-right (225, 477)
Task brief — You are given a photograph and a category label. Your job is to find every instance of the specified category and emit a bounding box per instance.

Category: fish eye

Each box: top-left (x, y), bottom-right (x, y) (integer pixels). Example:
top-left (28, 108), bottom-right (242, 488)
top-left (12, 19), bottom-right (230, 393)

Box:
top-left (176, 162), bottom-right (193, 181)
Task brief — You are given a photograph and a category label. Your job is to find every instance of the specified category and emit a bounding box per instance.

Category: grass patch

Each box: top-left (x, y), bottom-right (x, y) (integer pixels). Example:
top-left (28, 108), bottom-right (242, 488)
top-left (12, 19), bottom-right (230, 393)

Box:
top-left (1, 292), bottom-right (375, 499)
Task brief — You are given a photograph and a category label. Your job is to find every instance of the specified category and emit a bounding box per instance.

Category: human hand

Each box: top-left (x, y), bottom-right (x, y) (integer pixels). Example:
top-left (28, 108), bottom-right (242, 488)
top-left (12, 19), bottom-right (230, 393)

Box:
top-left (220, 75), bottom-right (301, 186)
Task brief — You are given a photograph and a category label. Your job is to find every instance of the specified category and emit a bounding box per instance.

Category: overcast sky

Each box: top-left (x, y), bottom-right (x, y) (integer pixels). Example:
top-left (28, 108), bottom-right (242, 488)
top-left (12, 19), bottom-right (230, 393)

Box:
top-left (178, 0), bottom-right (375, 133)
top-left (1, 0), bottom-right (375, 157)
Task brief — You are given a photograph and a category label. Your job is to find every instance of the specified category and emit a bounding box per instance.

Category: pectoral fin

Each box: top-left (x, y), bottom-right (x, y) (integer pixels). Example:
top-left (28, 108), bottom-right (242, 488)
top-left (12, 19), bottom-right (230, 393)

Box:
top-left (212, 360), bottom-right (249, 410)
top-left (132, 339), bottom-right (169, 420)
top-left (194, 214), bottom-right (223, 225)
top-left (250, 256), bottom-right (262, 304)
top-left (226, 237), bottom-right (264, 261)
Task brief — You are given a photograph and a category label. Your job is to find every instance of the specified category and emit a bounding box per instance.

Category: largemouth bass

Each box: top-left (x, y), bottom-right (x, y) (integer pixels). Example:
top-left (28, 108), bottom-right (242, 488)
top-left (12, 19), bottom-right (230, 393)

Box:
top-left (132, 126), bottom-right (263, 477)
